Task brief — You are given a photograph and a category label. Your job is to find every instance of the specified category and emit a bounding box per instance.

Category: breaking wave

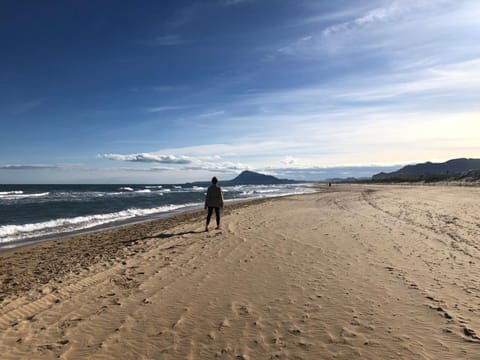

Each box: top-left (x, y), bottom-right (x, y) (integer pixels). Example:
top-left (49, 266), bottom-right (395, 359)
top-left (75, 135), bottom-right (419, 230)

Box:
top-left (0, 191), bottom-right (50, 200)
top-left (0, 203), bottom-right (198, 244)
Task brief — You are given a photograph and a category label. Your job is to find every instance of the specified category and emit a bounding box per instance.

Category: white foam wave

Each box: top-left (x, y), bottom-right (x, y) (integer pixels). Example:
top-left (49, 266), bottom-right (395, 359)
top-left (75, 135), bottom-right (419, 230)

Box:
top-left (135, 189), bottom-right (151, 193)
top-left (0, 192), bottom-right (50, 200)
top-left (252, 188), bottom-right (279, 194)
top-left (238, 184), bottom-right (316, 198)
top-left (0, 203), bottom-right (199, 244)
top-left (145, 185), bottom-right (163, 189)
top-left (192, 186), bottom-right (206, 191)
top-left (0, 190), bottom-right (24, 195)
top-left (120, 187), bottom-right (134, 192)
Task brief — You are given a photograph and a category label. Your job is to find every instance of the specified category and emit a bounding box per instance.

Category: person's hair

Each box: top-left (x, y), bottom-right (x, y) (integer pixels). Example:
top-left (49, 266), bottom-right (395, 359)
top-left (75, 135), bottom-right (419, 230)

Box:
top-left (211, 176), bottom-right (218, 184)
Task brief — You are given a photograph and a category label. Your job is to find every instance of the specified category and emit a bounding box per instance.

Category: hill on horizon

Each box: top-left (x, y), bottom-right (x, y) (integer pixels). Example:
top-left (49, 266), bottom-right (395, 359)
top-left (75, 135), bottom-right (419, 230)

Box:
top-left (225, 170), bottom-right (294, 185)
top-left (372, 158), bottom-right (480, 182)
top-left (187, 170), bottom-right (295, 186)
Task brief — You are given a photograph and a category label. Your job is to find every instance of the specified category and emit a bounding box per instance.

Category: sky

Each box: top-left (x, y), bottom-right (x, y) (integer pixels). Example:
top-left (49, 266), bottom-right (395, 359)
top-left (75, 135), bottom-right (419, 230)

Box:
top-left (1, 0), bottom-right (480, 184)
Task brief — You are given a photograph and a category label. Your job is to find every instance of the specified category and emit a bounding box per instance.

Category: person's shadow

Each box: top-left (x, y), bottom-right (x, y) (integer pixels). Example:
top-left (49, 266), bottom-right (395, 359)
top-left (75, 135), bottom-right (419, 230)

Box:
top-left (121, 230), bottom-right (204, 245)
top-left (156, 230), bottom-right (204, 239)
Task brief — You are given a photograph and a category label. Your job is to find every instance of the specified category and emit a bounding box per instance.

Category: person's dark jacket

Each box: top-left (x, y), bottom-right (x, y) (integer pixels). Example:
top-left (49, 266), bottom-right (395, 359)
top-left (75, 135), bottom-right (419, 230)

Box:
top-left (205, 184), bottom-right (224, 208)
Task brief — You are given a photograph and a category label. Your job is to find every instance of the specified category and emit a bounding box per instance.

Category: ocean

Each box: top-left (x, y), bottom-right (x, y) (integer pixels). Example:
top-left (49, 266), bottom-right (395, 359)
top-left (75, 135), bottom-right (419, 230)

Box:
top-left (0, 183), bottom-right (314, 249)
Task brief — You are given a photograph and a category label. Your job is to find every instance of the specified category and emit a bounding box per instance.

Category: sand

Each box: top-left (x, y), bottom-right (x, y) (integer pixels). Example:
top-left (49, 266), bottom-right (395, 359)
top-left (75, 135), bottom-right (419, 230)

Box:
top-left (1, 184), bottom-right (480, 359)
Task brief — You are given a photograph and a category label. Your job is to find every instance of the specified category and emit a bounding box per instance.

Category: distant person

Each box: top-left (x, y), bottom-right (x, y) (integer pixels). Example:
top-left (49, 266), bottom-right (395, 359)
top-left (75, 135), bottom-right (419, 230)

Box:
top-left (204, 176), bottom-right (224, 232)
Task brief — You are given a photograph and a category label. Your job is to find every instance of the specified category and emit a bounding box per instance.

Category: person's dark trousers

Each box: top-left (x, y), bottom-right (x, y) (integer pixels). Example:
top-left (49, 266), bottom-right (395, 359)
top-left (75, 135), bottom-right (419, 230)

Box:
top-left (206, 207), bottom-right (220, 226)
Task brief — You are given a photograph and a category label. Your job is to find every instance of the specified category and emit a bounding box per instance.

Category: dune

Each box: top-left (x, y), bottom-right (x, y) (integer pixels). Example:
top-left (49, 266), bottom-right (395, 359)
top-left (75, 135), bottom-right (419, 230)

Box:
top-left (1, 184), bottom-right (479, 359)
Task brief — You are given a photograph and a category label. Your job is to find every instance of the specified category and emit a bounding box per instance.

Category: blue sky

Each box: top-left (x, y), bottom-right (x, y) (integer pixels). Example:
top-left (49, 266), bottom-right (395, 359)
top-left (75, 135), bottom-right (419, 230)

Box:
top-left (1, 0), bottom-right (479, 183)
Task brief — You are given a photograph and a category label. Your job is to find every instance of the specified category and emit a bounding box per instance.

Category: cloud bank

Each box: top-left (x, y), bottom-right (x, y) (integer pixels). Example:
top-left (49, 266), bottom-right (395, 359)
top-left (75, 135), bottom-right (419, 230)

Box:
top-left (99, 153), bottom-right (191, 164)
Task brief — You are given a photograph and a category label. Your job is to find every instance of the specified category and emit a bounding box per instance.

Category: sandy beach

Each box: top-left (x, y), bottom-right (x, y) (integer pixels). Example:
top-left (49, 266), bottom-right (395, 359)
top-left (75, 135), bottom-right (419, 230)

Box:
top-left (1, 184), bottom-right (480, 359)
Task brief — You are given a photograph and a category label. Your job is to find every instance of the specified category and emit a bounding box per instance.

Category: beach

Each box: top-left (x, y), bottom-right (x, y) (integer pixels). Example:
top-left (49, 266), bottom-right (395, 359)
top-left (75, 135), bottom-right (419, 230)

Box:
top-left (1, 184), bottom-right (480, 359)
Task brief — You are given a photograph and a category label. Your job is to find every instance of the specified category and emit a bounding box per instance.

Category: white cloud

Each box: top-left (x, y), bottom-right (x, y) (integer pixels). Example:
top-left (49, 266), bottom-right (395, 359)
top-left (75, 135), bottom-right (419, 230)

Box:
top-left (321, 0), bottom-right (453, 37)
top-left (99, 153), bottom-right (191, 164)
top-left (293, 5), bottom-right (372, 27)
top-left (98, 151), bottom-right (249, 174)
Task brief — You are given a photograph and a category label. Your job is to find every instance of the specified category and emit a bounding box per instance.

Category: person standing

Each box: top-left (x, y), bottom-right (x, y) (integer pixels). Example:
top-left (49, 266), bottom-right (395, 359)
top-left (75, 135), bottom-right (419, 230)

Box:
top-left (204, 176), bottom-right (224, 232)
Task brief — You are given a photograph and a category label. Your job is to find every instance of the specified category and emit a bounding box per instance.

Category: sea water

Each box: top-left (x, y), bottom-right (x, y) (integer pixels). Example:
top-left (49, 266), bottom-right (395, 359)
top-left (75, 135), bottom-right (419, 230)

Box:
top-left (0, 183), bottom-right (314, 248)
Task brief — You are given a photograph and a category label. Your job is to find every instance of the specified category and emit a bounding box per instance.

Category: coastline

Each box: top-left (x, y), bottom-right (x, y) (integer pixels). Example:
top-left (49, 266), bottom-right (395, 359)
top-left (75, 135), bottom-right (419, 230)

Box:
top-left (0, 203), bottom-right (205, 252)
top-left (0, 183), bottom-right (316, 250)
top-left (1, 184), bottom-right (479, 359)
top-left (0, 196), bottom-right (287, 302)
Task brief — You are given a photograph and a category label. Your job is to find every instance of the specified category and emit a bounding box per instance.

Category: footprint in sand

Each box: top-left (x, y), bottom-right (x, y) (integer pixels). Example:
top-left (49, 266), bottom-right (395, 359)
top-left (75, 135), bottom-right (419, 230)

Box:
top-left (218, 318), bottom-right (231, 330)
top-left (238, 305), bottom-right (250, 316)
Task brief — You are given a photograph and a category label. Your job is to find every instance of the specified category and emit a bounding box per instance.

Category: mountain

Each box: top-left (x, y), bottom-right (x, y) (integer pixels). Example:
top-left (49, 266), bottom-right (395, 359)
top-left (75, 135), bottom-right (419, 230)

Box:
top-left (372, 158), bottom-right (480, 182)
top-left (225, 170), bottom-right (294, 185)
top-left (185, 171), bottom-right (296, 186)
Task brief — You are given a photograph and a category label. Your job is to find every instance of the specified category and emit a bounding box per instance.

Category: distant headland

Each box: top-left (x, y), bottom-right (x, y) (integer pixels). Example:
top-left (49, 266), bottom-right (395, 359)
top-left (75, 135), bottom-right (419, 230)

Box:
top-left (372, 158), bottom-right (480, 183)
top-left (187, 170), bottom-right (297, 186)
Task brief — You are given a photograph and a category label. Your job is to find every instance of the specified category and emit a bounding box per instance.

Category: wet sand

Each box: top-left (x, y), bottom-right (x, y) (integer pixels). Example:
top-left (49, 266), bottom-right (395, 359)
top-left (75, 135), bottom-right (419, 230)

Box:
top-left (1, 184), bottom-right (480, 359)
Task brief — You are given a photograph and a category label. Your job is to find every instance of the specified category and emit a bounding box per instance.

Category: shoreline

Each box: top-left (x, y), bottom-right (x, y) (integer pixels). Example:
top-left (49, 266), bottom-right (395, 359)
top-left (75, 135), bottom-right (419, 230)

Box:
top-left (0, 194), bottom-right (296, 302)
top-left (0, 184), bottom-right (317, 251)
top-left (0, 203), bottom-right (204, 252)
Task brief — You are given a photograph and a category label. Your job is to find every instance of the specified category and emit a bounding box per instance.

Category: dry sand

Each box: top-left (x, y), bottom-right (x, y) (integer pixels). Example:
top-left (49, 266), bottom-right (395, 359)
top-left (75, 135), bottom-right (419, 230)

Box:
top-left (1, 184), bottom-right (480, 359)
